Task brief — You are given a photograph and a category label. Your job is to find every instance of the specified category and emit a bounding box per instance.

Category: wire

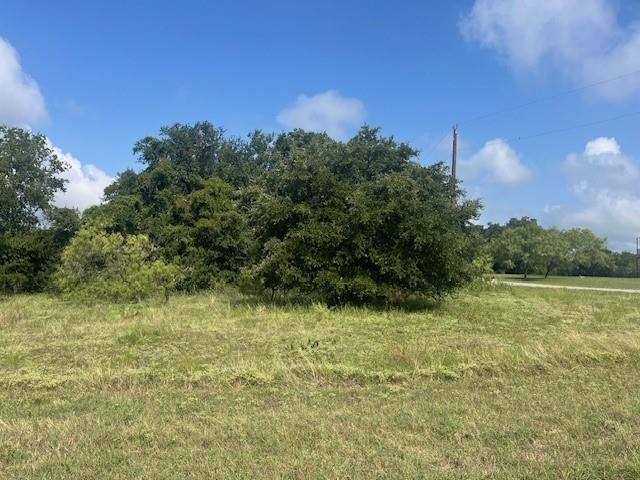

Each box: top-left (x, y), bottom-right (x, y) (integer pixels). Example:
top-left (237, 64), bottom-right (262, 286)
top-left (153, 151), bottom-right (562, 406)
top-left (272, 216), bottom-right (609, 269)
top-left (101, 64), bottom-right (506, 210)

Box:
top-left (458, 68), bottom-right (640, 126)
top-left (420, 67), bottom-right (640, 161)
top-left (508, 110), bottom-right (640, 142)
top-left (420, 129), bottom-right (451, 163)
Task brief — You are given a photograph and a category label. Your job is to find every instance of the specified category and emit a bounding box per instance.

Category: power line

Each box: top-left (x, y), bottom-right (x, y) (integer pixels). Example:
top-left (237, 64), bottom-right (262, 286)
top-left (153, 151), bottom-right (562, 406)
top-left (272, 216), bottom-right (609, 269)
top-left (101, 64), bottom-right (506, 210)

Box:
top-left (421, 129), bottom-right (451, 163)
top-left (425, 109), bottom-right (640, 161)
top-left (459, 68), bottom-right (640, 126)
top-left (421, 67), bottom-right (640, 163)
top-left (508, 110), bottom-right (640, 142)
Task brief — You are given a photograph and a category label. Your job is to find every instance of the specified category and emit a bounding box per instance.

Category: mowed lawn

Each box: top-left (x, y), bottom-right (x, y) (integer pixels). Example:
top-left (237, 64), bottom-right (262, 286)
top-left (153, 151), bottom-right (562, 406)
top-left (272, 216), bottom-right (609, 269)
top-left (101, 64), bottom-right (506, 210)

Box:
top-left (2, 286), bottom-right (640, 479)
top-left (498, 273), bottom-right (640, 290)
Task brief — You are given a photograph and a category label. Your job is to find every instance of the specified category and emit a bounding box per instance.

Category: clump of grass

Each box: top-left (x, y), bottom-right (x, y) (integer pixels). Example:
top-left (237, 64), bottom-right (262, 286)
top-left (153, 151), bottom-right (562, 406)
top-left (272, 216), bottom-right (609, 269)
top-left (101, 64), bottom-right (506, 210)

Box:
top-left (117, 325), bottom-right (165, 346)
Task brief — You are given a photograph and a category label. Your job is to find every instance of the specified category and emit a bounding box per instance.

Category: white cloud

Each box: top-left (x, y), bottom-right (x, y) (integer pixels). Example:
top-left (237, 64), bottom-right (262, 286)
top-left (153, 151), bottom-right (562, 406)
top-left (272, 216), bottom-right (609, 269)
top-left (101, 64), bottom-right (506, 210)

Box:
top-left (565, 137), bottom-right (638, 192)
top-left (545, 137), bottom-right (640, 250)
top-left (0, 38), bottom-right (110, 211)
top-left (277, 90), bottom-right (366, 140)
top-left (50, 141), bottom-right (114, 211)
top-left (0, 37), bottom-right (47, 126)
top-left (460, 0), bottom-right (640, 100)
top-left (584, 137), bottom-right (621, 156)
top-left (461, 138), bottom-right (531, 186)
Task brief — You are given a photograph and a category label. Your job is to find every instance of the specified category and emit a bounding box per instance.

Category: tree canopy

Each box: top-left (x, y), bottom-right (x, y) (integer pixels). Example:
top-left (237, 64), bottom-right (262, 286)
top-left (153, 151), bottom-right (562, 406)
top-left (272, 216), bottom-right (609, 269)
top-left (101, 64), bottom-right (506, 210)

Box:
top-left (244, 127), bottom-right (481, 303)
top-left (0, 126), bottom-right (67, 234)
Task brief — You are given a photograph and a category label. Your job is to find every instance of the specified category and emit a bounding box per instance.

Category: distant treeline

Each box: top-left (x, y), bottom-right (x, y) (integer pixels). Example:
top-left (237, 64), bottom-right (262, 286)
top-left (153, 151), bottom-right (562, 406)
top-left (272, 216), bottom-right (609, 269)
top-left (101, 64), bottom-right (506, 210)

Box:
top-left (481, 217), bottom-right (637, 278)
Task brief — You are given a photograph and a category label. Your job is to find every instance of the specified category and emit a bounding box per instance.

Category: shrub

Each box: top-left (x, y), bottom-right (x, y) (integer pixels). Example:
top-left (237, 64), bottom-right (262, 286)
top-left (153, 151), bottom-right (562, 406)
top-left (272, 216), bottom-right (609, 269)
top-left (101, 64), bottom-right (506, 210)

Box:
top-left (244, 128), bottom-right (482, 305)
top-left (0, 208), bottom-right (81, 293)
top-left (55, 228), bottom-right (177, 301)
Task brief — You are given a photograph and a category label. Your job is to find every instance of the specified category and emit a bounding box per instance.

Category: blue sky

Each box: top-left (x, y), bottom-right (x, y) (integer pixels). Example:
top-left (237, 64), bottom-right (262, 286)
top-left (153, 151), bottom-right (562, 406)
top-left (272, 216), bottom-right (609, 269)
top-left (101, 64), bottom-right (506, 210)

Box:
top-left (2, 0), bottom-right (640, 249)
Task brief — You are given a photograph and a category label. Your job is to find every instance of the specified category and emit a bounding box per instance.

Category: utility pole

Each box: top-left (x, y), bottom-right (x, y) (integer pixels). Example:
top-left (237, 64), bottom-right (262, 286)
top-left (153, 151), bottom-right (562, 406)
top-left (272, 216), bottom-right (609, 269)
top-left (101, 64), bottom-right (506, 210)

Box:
top-left (451, 125), bottom-right (458, 196)
top-left (636, 237), bottom-right (639, 278)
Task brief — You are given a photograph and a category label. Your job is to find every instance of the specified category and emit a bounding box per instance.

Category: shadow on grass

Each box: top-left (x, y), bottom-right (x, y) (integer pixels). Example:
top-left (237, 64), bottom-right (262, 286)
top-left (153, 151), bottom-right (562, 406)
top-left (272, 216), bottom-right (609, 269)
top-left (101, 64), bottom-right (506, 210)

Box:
top-left (229, 290), bottom-right (443, 313)
top-left (519, 276), bottom-right (547, 282)
top-left (498, 274), bottom-right (546, 282)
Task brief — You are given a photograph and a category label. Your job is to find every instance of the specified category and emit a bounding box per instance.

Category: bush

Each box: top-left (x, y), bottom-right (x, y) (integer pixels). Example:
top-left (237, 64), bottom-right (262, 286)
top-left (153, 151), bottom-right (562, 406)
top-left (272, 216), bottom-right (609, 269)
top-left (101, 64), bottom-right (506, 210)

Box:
top-left (0, 231), bottom-right (56, 293)
top-left (244, 128), bottom-right (482, 305)
top-left (0, 208), bottom-right (80, 294)
top-left (55, 228), bottom-right (177, 301)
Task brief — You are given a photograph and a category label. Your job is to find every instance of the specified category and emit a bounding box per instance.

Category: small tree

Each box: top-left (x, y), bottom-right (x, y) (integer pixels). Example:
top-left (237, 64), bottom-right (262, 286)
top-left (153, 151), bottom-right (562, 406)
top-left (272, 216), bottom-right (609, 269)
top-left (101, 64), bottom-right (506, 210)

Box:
top-left (538, 228), bottom-right (569, 278)
top-left (491, 220), bottom-right (545, 278)
top-left (565, 228), bottom-right (614, 276)
top-left (55, 228), bottom-right (177, 301)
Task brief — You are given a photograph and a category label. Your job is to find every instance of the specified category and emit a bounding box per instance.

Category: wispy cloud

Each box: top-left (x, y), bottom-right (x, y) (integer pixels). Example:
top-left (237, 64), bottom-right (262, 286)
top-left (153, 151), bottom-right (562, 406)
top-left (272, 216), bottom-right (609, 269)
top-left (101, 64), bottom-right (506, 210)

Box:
top-left (460, 0), bottom-right (640, 100)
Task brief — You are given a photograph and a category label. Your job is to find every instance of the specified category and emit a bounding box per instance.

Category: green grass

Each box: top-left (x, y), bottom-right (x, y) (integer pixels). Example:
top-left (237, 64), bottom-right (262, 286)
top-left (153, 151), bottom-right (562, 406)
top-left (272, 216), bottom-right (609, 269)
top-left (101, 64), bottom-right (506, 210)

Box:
top-left (2, 286), bottom-right (640, 478)
top-left (498, 273), bottom-right (640, 290)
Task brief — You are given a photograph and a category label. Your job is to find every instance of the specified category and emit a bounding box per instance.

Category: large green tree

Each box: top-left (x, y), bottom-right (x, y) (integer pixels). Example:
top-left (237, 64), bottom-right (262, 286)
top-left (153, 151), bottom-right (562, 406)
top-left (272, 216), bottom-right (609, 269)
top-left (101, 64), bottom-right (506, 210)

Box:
top-left (538, 228), bottom-right (569, 278)
top-left (610, 251), bottom-right (638, 277)
top-left (0, 126), bottom-right (78, 293)
top-left (245, 127), bottom-right (482, 304)
top-left (487, 218), bottom-right (616, 278)
top-left (80, 122), bottom-right (485, 303)
top-left (0, 126), bottom-right (67, 233)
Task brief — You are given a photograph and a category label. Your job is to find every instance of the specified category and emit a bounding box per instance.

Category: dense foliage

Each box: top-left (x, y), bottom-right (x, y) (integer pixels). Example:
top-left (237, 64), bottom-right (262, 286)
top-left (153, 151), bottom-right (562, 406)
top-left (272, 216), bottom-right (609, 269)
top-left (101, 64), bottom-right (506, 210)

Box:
top-left (3, 121), bottom-right (637, 302)
top-left (86, 123), bottom-right (482, 303)
top-left (83, 122), bottom-right (257, 291)
top-left (244, 129), bottom-right (481, 303)
top-left (0, 208), bottom-right (80, 293)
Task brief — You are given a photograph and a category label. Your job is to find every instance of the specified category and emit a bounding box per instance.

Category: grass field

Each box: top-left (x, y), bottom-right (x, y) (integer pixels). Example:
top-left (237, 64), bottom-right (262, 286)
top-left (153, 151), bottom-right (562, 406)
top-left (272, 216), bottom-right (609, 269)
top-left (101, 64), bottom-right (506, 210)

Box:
top-left (2, 286), bottom-right (640, 479)
top-left (498, 273), bottom-right (640, 290)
